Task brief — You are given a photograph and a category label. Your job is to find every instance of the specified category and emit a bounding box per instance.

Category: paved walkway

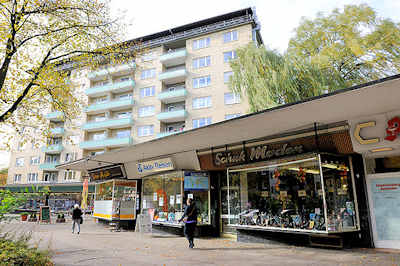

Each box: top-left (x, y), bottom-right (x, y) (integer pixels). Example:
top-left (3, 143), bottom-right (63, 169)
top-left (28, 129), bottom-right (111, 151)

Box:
top-left (2, 218), bottom-right (400, 266)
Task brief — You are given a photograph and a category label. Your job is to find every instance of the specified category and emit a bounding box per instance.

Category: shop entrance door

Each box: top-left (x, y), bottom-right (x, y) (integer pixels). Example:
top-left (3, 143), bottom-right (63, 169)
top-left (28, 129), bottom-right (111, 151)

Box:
top-left (367, 172), bottom-right (400, 249)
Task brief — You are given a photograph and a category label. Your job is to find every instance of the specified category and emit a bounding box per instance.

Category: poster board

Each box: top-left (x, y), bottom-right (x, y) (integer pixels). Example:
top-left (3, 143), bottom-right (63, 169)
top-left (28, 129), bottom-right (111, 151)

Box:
top-left (40, 206), bottom-right (50, 223)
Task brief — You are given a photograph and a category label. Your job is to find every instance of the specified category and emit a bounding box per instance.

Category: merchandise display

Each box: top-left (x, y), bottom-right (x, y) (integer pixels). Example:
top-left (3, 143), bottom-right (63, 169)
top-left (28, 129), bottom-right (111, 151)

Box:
top-left (226, 154), bottom-right (359, 233)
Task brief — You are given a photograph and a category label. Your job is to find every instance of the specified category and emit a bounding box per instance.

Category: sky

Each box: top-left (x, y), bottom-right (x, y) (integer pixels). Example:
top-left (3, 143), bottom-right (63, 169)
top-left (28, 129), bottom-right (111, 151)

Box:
top-left (0, 0), bottom-right (399, 170)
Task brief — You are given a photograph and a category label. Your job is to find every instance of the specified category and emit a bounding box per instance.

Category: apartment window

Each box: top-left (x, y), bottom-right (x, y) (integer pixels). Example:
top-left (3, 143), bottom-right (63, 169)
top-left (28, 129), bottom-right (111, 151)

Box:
top-left (30, 156), bottom-right (40, 165)
top-left (192, 75), bottom-right (211, 89)
top-left (193, 117), bottom-right (212, 129)
top-left (140, 68), bottom-right (156, 79)
top-left (68, 135), bottom-right (80, 145)
top-left (90, 151), bottom-right (104, 156)
top-left (192, 56), bottom-right (211, 69)
top-left (118, 93), bottom-right (132, 100)
top-left (223, 30), bottom-right (238, 43)
top-left (43, 172), bottom-right (57, 182)
top-left (93, 132), bottom-right (106, 141)
top-left (141, 52), bottom-right (154, 62)
top-left (193, 37), bottom-right (210, 50)
top-left (225, 113), bottom-right (242, 120)
top-left (95, 96), bottom-right (108, 104)
top-left (45, 155), bottom-right (59, 163)
top-left (15, 157), bottom-right (24, 167)
top-left (138, 106), bottom-right (155, 117)
top-left (17, 142), bottom-right (25, 151)
top-left (140, 86), bottom-right (156, 98)
top-left (138, 125), bottom-right (154, 137)
top-left (14, 174), bottom-right (22, 183)
top-left (116, 111), bottom-right (132, 119)
top-left (120, 77), bottom-right (131, 82)
top-left (65, 152), bottom-right (77, 162)
top-left (224, 71), bottom-right (233, 83)
top-left (224, 92), bottom-right (241, 105)
top-left (193, 96), bottom-right (212, 109)
top-left (97, 80), bottom-right (110, 86)
top-left (116, 129), bottom-right (131, 138)
top-left (27, 173), bottom-right (38, 183)
top-left (224, 51), bottom-right (237, 62)
top-left (94, 114), bottom-right (106, 122)
top-left (64, 170), bottom-right (76, 181)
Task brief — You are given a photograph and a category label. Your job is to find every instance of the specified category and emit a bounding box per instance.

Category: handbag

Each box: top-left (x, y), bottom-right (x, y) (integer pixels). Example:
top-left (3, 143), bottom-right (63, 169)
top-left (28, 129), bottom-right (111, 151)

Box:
top-left (80, 217), bottom-right (83, 224)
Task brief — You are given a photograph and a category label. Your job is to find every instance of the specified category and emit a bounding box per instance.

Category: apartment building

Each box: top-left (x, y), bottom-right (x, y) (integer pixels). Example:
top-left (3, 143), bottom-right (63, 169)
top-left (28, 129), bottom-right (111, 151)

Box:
top-left (7, 7), bottom-right (263, 186)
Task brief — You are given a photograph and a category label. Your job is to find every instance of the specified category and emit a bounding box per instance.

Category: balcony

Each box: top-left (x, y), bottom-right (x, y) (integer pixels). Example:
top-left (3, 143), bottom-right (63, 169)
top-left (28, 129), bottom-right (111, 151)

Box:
top-left (85, 98), bottom-right (134, 114)
top-left (108, 63), bottom-right (136, 76)
top-left (45, 111), bottom-right (64, 122)
top-left (157, 130), bottom-right (184, 138)
top-left (159, 67), bottom-right (187, 85)
top-left (159, 49), bottom-right (187, 67)
top-left (82, 117), bottom-right (133, 132)
top-left (85, 80), bottom-right (135, 97)
top-left (88, 69), bottom-right (108, 81)
top-left (158, 88), bottom-right (187, 104)
top-left (41, 144), bottom-right (63, 154)
top-left (39, 162), bottom-right (59, 170)
top-left (80, 137), bottom-right (132, 149)
top-left (157, 109), bottom-right (188, 123)
top-left (50, 127), bottom-right (65, 136)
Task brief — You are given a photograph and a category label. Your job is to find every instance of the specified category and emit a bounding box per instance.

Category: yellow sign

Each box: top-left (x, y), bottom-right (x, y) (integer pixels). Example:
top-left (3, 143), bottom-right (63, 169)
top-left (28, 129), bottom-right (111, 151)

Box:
top-left (354, 121), bottom-right (379, 145)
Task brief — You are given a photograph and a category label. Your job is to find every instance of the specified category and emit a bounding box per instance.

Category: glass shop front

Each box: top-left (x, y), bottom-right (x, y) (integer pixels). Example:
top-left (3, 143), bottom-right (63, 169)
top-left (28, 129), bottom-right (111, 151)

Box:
top-left (223, 153), bottom-right (360, 235)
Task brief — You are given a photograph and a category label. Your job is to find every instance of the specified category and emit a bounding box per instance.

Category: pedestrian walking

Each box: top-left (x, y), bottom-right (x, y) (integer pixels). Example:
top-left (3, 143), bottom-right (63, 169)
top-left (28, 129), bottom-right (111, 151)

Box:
top-left (72, 204), bottom-right (83, 234)
top-left (179, 198), bottom-right (197, 248)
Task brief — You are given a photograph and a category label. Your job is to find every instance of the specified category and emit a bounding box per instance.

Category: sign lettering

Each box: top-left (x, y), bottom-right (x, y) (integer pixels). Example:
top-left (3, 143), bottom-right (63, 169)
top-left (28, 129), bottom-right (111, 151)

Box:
top-left (385, 116), bottom-right (400, 141)
top-left (137, 158), bottom-right (174, 174)
top-left (89, 165), bottom-right (126, 181)
top-left (354, 121), bottom-right (379, 145)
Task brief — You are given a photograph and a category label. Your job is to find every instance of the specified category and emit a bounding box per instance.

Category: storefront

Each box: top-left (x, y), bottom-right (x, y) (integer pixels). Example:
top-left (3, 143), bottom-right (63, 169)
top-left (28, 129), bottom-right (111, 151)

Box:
top-left (350, 111), bottom-right (400, 249)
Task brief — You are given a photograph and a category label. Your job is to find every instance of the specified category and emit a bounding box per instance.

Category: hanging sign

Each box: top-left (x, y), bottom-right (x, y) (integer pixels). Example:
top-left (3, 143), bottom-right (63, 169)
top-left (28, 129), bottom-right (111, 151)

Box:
top-left (184, 172), bottom-right (209, 191)
top-left (137, 158), bottom-right (174, 174)
top-left (89, 164), bottom-right (126, 181)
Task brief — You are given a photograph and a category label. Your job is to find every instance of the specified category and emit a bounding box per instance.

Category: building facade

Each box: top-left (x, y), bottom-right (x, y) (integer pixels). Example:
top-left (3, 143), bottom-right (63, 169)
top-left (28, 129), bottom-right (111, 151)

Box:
top-left (7, 8), bottom-right (262, 188)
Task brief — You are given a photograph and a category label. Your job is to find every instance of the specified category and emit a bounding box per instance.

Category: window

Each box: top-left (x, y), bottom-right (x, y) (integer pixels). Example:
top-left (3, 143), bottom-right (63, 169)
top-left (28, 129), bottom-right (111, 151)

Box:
top-left (138, 106), bottom-right (155, 117)
top-left (94, 114), bottom-right (106, 122)
top-left (116, 129), bottom-right (131, 138)
top-left (118, 93), bottom-right (132, 100)
top-left (68, 135), bottom-right (80, 145)
top-left (64, 170), bottom-right (76, 181)
top-left (138, 125), bottom-right (154, 137)
top-left (65, 152), bottom-right (77, 162)
top-left (27, 173), bottom-right (38, 183)
top-left (192, 56), bottom-right (211, 69)
top-left (45, 155), bottom-right (59, 163)
top-left (14, 174), bottom-right (22, 183)
top-left (30, 156), bottom-right (40, 165)
top-left (193, 37), bottom-right (210, 50)
top-left (193, 117), bottom-right (212, 129)
top-left (193, 96), bottom-right (212, 109)
top-left (95, 96), bottom-right (108, 104)
top-left (97, 80), bottom-right (110, 86)
top-left (223, 30), bottom-right (238, 43)
top-left (93, 132), bottom-right (106, 141)
top-left (120, 77), bottom-right (131, 82)
top-left (224, 51), bottom-right (237, 62)
top-left (141, 52), bottom-right (154, 62)
top-left (43, 172), bottom-right (57, 182)
top-left (140, 68), bottom-right (156, 79)
top-left (224, 92), bottom-right (241, 105)
top-left (224, 71), bottom-right (233, 83)
top-left (116, 111), bottom-right (132, 119)
top-left (225, 113), bottom-right (242, 120)
top-left (140, 86), bottom-right (156, 98)
top-left (17, 142), bottom-right (25, 151)
top-left (192, 75), bottom-right (211, 89)
top-left (90, 151), bottom-right (104, 156)
top-left (15, 157), bottom-right (24, 167)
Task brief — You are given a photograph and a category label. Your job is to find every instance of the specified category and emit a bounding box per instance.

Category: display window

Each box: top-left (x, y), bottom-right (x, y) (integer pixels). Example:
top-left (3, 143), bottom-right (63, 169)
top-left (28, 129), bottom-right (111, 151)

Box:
top-left (225, 154), bottom-right (359, 233)
top-left (142, 171), bottom-right (211, 225)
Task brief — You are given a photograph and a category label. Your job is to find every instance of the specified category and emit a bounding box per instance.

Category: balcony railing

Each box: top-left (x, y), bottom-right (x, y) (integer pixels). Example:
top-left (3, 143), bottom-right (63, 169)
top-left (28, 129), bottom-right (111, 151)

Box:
top-left (39, 162), bottom-right (60, 170)
top-left (50, 127), bottom-right (65, 136)
top-left (159, 48), bottom-right (187, 67)
top-left (157, 109), bottom-right (188, 122)
top-left (85, 98), bottom-right (134, 114)
top-left (45, 111), bottom-right (64, 122)
top-left (88, 63), bottom-right (136, 81)
top-left (157, 129), bottom-right (184, 138)
top-left (41, 144), bottom-right (63, 154)
top-left (79, 137), bottom-right (133, 149)
top-left (158, 88), bottom-right (187, 104)
top-left (159, 67), bottom-right (187, 84)
top-left (82, 117), bottom-right (133, 131)
top-left (85, 80), bottom-right (135, 97)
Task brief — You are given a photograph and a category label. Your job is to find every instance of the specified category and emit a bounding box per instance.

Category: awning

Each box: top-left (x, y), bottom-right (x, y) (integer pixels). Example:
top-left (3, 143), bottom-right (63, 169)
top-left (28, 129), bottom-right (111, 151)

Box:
top-left (2, 183), bottom-right (95, 193)
top-left (57, 75), bottom-right (400, 173)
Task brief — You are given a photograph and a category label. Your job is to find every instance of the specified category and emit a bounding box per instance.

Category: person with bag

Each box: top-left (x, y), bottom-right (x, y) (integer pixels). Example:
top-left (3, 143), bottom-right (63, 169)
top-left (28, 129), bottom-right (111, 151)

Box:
top-left (179, 198), bottom-right (197, 248)
top-left (72, 204), bottom-right (83, 234)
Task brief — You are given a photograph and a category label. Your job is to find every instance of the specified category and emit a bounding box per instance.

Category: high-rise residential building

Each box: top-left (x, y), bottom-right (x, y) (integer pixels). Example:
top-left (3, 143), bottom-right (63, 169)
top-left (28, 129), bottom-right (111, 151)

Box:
top-left (7, 7), bottom-right (262, 187)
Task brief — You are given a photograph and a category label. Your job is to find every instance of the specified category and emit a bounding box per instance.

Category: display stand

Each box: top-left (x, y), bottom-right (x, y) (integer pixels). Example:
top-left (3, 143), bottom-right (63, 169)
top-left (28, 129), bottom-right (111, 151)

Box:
top-left (39, 206), bottom-right (51, 223)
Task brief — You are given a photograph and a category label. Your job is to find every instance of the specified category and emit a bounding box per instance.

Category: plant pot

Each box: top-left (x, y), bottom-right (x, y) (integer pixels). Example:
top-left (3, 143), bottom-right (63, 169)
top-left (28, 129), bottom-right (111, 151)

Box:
top-left (21, 215), bottom-right (28, 221)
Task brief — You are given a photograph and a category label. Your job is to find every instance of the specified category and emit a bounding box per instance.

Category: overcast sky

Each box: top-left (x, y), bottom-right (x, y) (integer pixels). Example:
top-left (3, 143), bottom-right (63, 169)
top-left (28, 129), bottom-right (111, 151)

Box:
top-left (0, 0), bottom-right (399, 169)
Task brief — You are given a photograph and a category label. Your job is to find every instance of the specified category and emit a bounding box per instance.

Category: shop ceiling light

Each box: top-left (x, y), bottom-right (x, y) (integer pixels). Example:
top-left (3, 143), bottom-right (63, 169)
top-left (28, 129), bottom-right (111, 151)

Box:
top-left (371, 147), bottom-right (394, 153)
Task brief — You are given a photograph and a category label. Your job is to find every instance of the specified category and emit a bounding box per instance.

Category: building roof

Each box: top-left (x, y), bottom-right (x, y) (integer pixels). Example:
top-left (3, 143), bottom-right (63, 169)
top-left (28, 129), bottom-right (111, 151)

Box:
top-left (57, 74), bottom-right (400, 175)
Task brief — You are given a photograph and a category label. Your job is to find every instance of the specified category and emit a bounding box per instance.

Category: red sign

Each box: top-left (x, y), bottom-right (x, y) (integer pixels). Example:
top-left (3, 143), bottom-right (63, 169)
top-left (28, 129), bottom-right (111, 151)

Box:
top-left (385, 116), bottom-right (400, 141)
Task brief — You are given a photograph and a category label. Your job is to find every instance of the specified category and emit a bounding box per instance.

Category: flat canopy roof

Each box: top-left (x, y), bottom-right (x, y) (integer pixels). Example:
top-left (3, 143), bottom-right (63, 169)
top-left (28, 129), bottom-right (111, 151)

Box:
top-left (57, 75), bottom-right (400, 171)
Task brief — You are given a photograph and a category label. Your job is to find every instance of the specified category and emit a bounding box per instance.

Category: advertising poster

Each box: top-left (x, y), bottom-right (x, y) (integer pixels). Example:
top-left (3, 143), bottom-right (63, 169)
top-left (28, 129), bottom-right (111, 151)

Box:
top-left (170, 195), bottom-right (175, 205)
top-left (176, 194), bottom-right (182, 204)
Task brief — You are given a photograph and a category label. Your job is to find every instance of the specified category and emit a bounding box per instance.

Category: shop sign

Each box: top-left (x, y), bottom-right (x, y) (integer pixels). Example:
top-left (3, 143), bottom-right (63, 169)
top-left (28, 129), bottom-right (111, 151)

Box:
top-left (213, 143), bottom-right (304, 166)
top-left (137, 158), bottom-right (174, 174)
top-left (184, 172), bottom-right (209, 191)
top-left (89, 164), bottom-right (126, 181)
top-left (385, 116), bottom-right (400, 141)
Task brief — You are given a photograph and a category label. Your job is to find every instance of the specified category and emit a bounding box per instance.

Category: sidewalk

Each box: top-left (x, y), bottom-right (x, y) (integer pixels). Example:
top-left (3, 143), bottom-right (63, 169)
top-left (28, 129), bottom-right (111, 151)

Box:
top-left (2, 219), bottom-right (400, 266)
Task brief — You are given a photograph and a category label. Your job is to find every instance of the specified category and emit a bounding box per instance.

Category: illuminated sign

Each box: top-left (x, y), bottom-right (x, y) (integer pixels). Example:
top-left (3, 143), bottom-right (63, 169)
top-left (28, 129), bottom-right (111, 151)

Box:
top-left (137, 158), bottom-right (174, 174)
top-left (184, 172), bottom-right (209, 191)
top-left (89, 164), bottom-right (126, 181)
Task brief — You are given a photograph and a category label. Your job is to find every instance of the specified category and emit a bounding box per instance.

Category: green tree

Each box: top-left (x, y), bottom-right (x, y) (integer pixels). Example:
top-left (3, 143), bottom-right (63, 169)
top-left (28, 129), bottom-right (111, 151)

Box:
top-left (230, 44), bottom-right (349, 112)
top-left (0, 0), bottom-right (133, 146)
top-left (288, 4), bottom-right (400, 84)
top-left (0, 190), bottom-right (25, 222)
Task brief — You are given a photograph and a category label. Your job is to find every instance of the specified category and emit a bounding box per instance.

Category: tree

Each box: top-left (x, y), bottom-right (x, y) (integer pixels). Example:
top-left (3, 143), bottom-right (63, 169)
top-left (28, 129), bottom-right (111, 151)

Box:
top-left (288, 4), bottom-right (400, 84)
top-left (0, 190), bottom-right (25, 222)
top-left (0, 0), bottom-right (134, 146)
top-left (230, 44), bottom-right (349, 112)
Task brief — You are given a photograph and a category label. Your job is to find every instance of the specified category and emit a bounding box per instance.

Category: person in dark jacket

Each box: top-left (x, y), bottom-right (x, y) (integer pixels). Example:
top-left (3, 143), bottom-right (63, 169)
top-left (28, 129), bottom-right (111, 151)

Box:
top-left (179, 198), bottom-right (197, 248)
top-left (72, 204), bottom-right (82, 234)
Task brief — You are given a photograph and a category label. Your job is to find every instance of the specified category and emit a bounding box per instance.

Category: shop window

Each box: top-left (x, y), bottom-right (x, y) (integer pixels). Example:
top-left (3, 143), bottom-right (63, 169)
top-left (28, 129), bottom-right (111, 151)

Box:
top-left (225, 154), bottom-right (358, 233)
